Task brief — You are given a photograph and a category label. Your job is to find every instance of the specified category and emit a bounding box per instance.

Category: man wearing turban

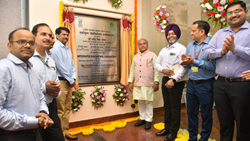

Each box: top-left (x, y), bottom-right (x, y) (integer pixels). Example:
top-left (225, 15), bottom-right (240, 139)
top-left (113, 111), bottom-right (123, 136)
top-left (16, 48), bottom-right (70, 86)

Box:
top-left (155, 24), bottom-right (187, 141)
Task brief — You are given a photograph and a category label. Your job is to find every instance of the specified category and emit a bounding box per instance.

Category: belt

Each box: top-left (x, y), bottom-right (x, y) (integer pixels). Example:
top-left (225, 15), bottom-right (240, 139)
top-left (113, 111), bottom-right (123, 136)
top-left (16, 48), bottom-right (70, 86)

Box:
top-left (218, 76), bottom-right (249, 82)
top-left (189, 77), bottom-right (215, 84)
top-left (58, 77), bottom-right (67, 81)
top-left (0, 129), bottom-right (35, 134)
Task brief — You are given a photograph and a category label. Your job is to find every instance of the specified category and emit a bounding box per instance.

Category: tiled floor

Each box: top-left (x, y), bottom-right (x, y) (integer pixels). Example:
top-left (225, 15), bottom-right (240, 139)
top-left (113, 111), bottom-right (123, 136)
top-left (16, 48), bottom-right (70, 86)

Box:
top-left (66, 107), bottom-right (236, 141)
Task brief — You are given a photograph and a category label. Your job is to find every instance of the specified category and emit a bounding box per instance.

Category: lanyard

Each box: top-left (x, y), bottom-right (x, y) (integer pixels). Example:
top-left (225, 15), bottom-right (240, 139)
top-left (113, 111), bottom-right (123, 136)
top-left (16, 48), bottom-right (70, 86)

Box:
top-left (37, 55), bottom-right (50, 68)
top-left (194, 43), bottom-right (206, 60)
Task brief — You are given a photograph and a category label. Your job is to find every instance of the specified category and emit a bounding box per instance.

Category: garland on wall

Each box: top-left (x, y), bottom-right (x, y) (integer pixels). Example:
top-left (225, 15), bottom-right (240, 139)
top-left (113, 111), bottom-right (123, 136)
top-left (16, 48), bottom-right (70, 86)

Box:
top-left (90, 86), bottom-right (107, 109)
top-left (71, 88), bottom-right (86, 113)
top-left (59, 1), bottom-right (63, 27)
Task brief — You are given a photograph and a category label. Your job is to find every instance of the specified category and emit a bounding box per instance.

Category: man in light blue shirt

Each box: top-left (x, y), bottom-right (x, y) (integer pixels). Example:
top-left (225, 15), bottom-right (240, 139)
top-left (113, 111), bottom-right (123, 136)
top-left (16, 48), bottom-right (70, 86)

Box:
top-left (50, 27), bottom-right (77, 140)
top-left (30, 23), bottom-right (64, 141)
top-left (181, 20), bottom-right (216, 141)
top-left (0, 28), bottom-right (53, 141)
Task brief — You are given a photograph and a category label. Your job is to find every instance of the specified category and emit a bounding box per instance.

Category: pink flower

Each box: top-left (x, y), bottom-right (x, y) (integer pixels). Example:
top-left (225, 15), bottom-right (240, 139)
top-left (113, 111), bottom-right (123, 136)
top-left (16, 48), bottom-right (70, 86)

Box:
top-left (97, 96), bottom-right (100, 99)
top-left (160, 9), bottom-right (163, 12)
top-left (94, 89), bottom-right (96, 91)
top-left (115, 93), bottom-right (118, 96)
top-left (213, 0), bottom-right (218, 4)
top-left (203, 10), bottom-right (207, 13)
top-left (99, 90), bottom-right (102, 93)
top-left (96, 105), bottom-right (99, 107)
top-left (124, 94), bottom-right (127, 97)
top-left (124, 90), bottom-right (126, 93)
top-left (126, 98), bottom-right (128, 101)
top-left (156, 19), bottom-right (160, 22)
top-left (159, 12), bottom-right (163, 16)
top-left (105, 96), bottom-right (106, 98)
top-left (103, 93), bottom-right (106, 96)
top-left (77, 98), bottom-right (80, 101)
top-left (166, 13), bottom-right (169, 17)
top-left (154, 11), bottom-right (156, 13)
top-left (220, 0), bottom-right (226, 4)
top-left (165, 8), bottom-right (168, 12)
top-left (115, 3), bottom-right (117, 5)
top-left (120, 103), bottom-right (123, 105)
top-left (126, 87), bottom-right (128, 90)
top-left (160, 23), bottom-right (164, 26)
top-left (119, 97), bottom-right (122, 100)
top-left (159, 26), bottom-right (162, 30)
top-left (220, 18), bottom-right (226, 22)
top-left (101, 102), bottom-right (105, 104)
top-left (99, 95), bottom-right (103, 98)
top-left (74, 104), bottom-right (77, 106)
top-left (78, 105), bottom-right (81, 107)
top-left (217, 7), bottom-right (224, 12)
top-left (79, 94), bottom-right (81, 96)
top-left (167, 17), bottom-right (170, 21)
top-left (121, 86), bottom-right (124, 88)
top-left (102, 90), bottom-right (105, 94)
top-left (97, 101), bottom-right (100, 104)
top-left (91, 94), bottom-right (94, 98)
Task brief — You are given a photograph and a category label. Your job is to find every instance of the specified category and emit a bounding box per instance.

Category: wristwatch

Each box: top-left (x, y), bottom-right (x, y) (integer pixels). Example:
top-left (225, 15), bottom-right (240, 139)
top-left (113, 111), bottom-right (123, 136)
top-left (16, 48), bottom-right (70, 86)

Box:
top-left (154, 81), bottom-right (159, 85)
top-left (171, 78), bottom-right (176, 83)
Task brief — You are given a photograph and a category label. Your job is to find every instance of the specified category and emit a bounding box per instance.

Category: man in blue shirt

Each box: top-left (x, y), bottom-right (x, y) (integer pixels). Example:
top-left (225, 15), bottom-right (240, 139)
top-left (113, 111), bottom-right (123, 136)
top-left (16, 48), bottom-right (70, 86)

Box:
top-left (180, 20), bottom-right (216, 141)
top-left (0, 28), bottom-right (53, 141)
top-left (51, 27), bottom-right (77, 140)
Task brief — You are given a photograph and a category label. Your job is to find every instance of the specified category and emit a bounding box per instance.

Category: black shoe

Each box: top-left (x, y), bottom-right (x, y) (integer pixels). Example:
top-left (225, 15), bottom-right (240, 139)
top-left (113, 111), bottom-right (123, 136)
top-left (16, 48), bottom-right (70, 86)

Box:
top-left (164, 133), bottom-right (177, 141)
top-left (134, 120), bottom-right (146, 127)
top-left (155, 129), bottom-right (169, 136)
top-left (145, 122), bottom-right (151, 130)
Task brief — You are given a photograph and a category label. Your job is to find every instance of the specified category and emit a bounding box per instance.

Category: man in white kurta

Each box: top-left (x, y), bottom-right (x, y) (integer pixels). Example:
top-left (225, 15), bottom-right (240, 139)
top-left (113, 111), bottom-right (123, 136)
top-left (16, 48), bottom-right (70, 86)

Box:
top-left (128, 38), bottom-right (160, 130)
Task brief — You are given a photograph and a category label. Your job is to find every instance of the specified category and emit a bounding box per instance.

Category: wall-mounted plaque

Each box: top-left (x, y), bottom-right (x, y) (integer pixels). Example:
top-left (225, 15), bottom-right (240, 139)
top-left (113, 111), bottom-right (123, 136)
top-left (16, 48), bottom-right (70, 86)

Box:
top-left (75, 14), bottom-right (120, 84)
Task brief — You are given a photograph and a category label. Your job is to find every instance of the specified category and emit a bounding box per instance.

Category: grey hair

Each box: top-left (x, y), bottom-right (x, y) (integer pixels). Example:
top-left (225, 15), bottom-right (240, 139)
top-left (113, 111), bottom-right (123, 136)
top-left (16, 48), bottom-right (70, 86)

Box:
top-left (137, 38), bottom-right (148, 46)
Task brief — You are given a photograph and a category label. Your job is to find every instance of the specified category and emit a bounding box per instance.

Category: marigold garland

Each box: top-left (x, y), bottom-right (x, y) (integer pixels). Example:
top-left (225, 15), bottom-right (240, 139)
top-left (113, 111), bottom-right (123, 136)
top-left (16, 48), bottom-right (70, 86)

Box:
top-left (154, 123), bottom-right (216, 141)
top-left (131, 13), bottom-right (135, 60)
top-left (59, 1), bottom-right (63, 27)
top-left (134, 0), bottom-right (138, 54)
top-left (68, 116), bottom-right (140, 135)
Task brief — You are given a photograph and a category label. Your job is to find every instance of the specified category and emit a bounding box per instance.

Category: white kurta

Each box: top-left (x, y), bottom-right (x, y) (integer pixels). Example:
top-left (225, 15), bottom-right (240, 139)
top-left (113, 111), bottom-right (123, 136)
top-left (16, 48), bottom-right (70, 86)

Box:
top-left (128, 54), bottom-right (160, 101)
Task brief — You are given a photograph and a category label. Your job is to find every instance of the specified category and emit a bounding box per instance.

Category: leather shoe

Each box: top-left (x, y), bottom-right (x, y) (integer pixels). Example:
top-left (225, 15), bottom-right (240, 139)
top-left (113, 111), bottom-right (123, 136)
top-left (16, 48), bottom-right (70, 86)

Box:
top-left (164, 133), bottom-right (177, 141)
top-left (155, 129), bottom-right (169, 136)
top-left (144, 122), bottom-right (151, 130)
top-left (134, 120), bottom-right (146, 127)
top-left (65, 134), bottom-right (78, 140)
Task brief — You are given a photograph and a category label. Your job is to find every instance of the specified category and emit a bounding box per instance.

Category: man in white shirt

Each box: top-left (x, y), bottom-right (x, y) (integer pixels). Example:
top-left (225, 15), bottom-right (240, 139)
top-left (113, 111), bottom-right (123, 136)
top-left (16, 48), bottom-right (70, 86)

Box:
top-left (155, 24), bottom-right (186, 141)
top-left (128, 38), bottom-right (160, 130)
top-left (30, 23), bottom-right (64, 141)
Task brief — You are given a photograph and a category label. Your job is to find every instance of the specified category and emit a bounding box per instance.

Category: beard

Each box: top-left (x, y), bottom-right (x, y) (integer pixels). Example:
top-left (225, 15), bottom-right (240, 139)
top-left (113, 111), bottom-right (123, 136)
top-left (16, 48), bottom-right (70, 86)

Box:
top-left (167, 37), bottom-right (178, 45)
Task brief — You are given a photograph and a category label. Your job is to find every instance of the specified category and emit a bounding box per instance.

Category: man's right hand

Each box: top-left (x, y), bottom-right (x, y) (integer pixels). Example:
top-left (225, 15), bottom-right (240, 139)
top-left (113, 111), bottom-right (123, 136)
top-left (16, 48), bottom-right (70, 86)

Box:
top-left (221, 45), bottom-right (229, 55)
top-left (36, 113), bottom-right (54, 129)
top-left (162, 69), bottom-right (174, 76)
top-left (128, 82), bottom-right (133, 91)
top-left (70, 81), bottom-right (76, 87)
top-left (45, 80), bottom-right (60, 97)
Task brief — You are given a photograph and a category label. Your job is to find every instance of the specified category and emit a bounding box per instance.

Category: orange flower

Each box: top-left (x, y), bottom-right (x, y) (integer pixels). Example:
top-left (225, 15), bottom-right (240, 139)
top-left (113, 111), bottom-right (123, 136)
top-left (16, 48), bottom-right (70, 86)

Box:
top-left (214, 2), bottom-right (220, 8)
top-left (161, 15), bottom-right (165, 20)
top-left (222, 11), bottom-right (226, 16)
top-left (203, 0), bottom-right (206, 3)
top-left (229, 0), bottom-right (234, 3)
top-left (156, 23), bottom-right (159, 26)
top-left (213, 18), bottom-right (218, 21)
top-left (207, 13), bottom-right (211, 16)
top-left (156, 12), bottom-right (159, 15)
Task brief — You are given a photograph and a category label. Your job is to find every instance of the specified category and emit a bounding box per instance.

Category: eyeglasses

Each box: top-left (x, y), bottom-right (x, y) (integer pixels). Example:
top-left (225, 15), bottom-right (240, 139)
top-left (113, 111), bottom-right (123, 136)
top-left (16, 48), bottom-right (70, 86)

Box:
top-left (227, 9), bottom-right (242, 16)
top-left (10, 40), bottom-right (35, 46)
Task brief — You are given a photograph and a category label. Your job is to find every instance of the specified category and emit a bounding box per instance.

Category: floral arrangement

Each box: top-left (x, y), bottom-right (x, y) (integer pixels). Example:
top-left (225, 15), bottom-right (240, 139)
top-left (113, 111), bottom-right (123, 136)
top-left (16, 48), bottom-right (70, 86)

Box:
top-left (108, 0), bottom-right (123, 9)
top-left (73, 0), bottom-right (88, 4)
top-left (71, 88), bottom-right (86, 112)
top-left (90, 86), bottom-right (107, 109)
top-left (200, 0), bottom-right (239, 29)
top-left (153, 5), bottom-right (171, 32)
top-left (113, 85), bottom-right (129, 106)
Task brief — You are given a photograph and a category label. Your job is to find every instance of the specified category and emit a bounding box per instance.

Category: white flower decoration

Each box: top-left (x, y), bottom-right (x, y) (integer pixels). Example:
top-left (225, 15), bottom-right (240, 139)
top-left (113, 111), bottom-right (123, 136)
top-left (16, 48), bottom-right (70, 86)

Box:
top-left (92, 100), bottom-right (95, 102)
top-left (161, 30), bottom-right (165, 32)
top-left (224, 5), bottom-right (228, 9)
top-left (162, 25), bottom-right (166, 29)
top-left (156, 7), bottom-right (160, 10)
top-left (155, 15), bottom-right (159, 19)
top-left (120, 94), bottom-right (123, 97)
top-left (101, 97), bottom-right (105, 101)
top-left (205, 3), bottom-right (213, 10)
top-left (163, 20), bottom-right (167, 24)
top-left (116, 99), bottom-right (119, 102)
top-left (123, 98), bottom-right (125, 101)
top-left (162, 5), bottom-right (166, 8)
top-left (215, 14), bottom-right (221, 18)
top-left (72, 96), bottom-right (75, 99)
top-left (94, 92), bottom-right (98, 96)
top-left (118, 89), bottom-right (121, 92)
top-left (201, 4), bottom-right (205, 8)
top-left (97, 86), bottom-right (101, 89)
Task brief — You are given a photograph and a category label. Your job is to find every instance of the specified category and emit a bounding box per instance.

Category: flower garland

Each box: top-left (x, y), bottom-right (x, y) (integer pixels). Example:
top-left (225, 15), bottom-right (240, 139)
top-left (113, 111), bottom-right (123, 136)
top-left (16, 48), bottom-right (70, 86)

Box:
top-left (134, 0), bottom-right (138, 54)
top-left (68, 116), bottom-right (140, 135)
top-left (108, 0), bottom-right (123, 9)
top-left (131, 13), bottom-right (135, 60)
top-left (200, 0), bottom-right (239, 29)
top-left (73, 0), bottom-right (88, 3)
top-left (59, 1), bottom-right (63, 27)
top-left (71, 88), bottom-right (86, 113)
top-left (153, 5), bottom-right (171, 32)
top-left (113, 85), bottom-right (129, 106)
top-left (90, 86), bottom-right (107, 109)
top-left (154, 123), bottom-right (216, 141)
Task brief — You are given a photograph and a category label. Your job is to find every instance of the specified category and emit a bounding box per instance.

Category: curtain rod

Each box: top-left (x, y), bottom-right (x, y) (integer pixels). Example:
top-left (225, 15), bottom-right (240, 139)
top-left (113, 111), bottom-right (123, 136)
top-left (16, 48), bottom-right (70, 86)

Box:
top-left (63, 3), bottom-right (131, 16)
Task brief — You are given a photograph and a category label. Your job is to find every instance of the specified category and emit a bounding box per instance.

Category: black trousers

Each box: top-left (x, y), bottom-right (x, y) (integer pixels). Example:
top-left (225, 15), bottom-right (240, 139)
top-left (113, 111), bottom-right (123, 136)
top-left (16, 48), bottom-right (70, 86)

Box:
top-left (39, 98), bottom-right (65, 141)
top-left (213, 79), bottom-right (250, 141)
top-left (161, 77), bottom-right (185, 134)
top-left (0, 130), bottom-right (36, 141)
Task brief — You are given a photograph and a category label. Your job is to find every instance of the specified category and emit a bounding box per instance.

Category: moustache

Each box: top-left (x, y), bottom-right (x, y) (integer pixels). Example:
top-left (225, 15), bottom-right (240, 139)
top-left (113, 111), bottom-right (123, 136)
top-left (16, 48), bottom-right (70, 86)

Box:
top-left (231, 15), bottom-right (240, 20)
top-left (43, 40), bottom-right (51, 43)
